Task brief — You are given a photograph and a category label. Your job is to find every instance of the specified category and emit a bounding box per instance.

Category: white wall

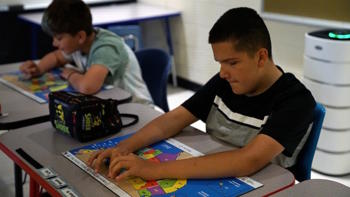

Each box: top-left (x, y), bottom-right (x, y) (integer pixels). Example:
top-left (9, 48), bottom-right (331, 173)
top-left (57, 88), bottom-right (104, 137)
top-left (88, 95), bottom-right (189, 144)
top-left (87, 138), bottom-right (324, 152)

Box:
top-left (139, 0), bottom-right (330, 84)
top-left (266, 21), bottom-right (321, 79)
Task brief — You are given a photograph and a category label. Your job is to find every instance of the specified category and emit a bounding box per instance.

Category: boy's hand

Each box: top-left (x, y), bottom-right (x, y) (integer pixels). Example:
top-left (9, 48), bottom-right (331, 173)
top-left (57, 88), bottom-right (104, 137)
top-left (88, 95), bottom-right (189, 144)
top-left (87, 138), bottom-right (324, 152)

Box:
top-left (60, 68), bottom-right (79, 80)
top-left (19, 60), bottom-right (41, 78)
top-left (108, 153), bottom-right (160, 181)
top-left (88, 146), bottom-right (130, 173)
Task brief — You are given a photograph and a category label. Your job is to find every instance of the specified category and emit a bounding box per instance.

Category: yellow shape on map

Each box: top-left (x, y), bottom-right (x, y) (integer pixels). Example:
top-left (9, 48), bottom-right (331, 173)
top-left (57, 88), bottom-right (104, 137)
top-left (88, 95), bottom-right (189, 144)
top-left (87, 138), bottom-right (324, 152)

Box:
top-left (128, 177), bottom-right (146, 190)
top-left (162, 186), bottom-right (177, 193)
top-left (30, 85), bottom-right (40, 91)
top-left (174, 179), bottom-right (187, 188)
top-left (80, 149), bottom-right (94, 154)
top-left (162, 179), bottom-right (187, 193)
top-left (46, 81), bottom-right (55, 86)
top-left (142, 154), bottom-right (155, 160)
top-left (50, 84), bottom-right (68, 92)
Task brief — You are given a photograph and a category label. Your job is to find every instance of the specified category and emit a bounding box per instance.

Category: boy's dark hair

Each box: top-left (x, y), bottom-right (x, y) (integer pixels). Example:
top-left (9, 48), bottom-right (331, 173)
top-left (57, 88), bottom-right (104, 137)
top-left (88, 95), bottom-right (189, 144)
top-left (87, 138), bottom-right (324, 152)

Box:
top-left (41, 0), bottom-right (93, 36)
top-left (209, 7), bottom-right (272, 59)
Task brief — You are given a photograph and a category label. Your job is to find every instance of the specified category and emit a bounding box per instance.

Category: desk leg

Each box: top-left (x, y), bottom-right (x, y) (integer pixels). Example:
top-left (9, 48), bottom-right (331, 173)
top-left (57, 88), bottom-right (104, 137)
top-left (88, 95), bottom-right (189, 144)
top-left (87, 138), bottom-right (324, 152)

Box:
top-left (165, 18), bottom-right (178, 87)
top-left (30, 177), bottom-right (40, 197)
top-left (14, 163), bottom-right (23, 197)
top-left (31, 25), bottom-right (39, 60)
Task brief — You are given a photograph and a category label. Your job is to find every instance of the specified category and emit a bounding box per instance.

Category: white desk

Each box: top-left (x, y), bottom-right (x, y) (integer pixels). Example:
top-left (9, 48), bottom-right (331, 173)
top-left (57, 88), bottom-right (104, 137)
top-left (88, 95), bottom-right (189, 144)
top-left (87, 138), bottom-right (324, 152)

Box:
top-left (19, 3), bottom-right (180, 26)
top-left (19, 2), bottom-right (181, 86)
top-left (271, 179), bottom-right (350, 197)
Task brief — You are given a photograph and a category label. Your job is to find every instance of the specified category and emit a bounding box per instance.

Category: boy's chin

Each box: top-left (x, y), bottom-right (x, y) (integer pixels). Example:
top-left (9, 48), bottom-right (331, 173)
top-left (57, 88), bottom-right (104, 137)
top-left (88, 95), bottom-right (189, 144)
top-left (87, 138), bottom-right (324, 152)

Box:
top-left (231, 87), bottom-right (243, 95)
top-left (231, 87), bottom-right (252, 96)
top-left (61, 50), bottom-right (74, 56)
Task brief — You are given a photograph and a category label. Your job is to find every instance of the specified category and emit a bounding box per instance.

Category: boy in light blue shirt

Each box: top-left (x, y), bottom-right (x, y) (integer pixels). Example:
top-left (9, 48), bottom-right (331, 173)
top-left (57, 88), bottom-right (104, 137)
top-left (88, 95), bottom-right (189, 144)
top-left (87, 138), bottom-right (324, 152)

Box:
top-left (20, 0), bottom-right (152, 104)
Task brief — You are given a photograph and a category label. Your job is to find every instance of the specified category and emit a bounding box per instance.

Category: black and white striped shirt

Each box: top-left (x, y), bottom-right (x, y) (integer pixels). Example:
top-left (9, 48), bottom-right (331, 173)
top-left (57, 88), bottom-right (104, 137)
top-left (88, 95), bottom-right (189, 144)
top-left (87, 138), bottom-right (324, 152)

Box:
top-left (182, 68), bottom-right (315, 167)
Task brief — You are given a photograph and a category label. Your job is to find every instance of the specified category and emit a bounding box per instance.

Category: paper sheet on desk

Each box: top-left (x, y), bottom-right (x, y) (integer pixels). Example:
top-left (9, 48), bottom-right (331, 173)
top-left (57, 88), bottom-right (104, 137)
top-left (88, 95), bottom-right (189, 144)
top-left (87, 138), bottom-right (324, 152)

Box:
top-left (63, 133), bottom-right (263, 197)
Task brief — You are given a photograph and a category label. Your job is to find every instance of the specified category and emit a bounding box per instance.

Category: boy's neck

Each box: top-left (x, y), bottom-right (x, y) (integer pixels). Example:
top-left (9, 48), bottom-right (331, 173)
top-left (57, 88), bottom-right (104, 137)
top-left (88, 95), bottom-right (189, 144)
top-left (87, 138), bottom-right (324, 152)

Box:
top-left (81, 31), bottom-right (96, 54)
top-left (261, 61), bottom-right (282, 91)
top-left (249, 61), bottom-right (282, 96)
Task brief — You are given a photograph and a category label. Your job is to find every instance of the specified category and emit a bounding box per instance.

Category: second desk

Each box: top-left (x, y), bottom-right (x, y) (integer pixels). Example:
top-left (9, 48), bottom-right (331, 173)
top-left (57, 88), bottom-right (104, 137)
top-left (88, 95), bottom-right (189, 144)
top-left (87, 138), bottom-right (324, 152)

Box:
top-left (0, 62), bottom-right (131, 130)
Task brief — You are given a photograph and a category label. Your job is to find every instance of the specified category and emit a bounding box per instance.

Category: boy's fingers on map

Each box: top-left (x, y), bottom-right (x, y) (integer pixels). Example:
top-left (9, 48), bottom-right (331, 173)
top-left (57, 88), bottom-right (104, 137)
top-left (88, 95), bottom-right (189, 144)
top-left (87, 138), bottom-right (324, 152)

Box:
top-left (20, 66), bottom-right (31, 74)
top-left (109, 153), bottom-right (124, 167)
top-left (109, 160), bottom-right (129, 179)
top-left (29, 67), bottom-right (38, 73)
top-left (109, 154), bottom-right (144, 179)
top-left (21, 64), bottom-right (39, 77)
top-left (108, 157), bottom-right (121, 175)
top-left (108, 153), bottom-right (135, 171)
top-left (93, 149), bottom-right (112, 172)
top-left (19, 73), bottom-right (31, 80)
top-left (116, 169), bottom-right (131, 181)
top-left (87, 150), bottom-right (102, 166)
top-left (19, 60), bottom-right (32, 71)
top-left (107, 148), bottom-right (129, 170)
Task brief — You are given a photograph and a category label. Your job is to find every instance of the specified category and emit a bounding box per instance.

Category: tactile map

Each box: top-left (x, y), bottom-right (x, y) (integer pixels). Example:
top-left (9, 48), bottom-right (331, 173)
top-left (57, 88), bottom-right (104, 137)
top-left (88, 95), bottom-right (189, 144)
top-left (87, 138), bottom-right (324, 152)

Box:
top-left (0, 69), bottom-right (72, 103)
top-left (63, 134), bottom-right (263, 197)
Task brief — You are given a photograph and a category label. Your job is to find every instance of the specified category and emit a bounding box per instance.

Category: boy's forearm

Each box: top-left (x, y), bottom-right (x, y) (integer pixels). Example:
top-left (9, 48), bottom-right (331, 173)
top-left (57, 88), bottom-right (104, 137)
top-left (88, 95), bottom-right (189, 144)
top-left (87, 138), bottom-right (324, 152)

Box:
top-left (65, 73), bottom-right (92, 93)
top-left (118, 115), bottom-right (181, 153)
top-left (155, 149), bottom-right (262, 179)
top-left (153, 135), bottom-right (283, 180)
top-left (118, 107), bottom-right (195, 155)
top-left (37, 50), bottom-right (66, 73)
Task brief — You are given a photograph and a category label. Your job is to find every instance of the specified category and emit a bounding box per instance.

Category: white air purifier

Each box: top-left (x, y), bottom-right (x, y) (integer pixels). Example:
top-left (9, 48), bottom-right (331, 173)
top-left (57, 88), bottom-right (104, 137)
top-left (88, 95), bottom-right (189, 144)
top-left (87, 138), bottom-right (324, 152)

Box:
top-left (303, 29), bottom-right (350, 175)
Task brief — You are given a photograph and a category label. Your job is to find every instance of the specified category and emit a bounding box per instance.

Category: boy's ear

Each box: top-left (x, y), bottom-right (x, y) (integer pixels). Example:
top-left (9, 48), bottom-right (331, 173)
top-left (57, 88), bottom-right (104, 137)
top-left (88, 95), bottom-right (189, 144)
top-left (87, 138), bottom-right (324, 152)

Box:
top-left (77, 31), bottom-right (87, 44)
top-left (257, 48), bottom-right (269, 67)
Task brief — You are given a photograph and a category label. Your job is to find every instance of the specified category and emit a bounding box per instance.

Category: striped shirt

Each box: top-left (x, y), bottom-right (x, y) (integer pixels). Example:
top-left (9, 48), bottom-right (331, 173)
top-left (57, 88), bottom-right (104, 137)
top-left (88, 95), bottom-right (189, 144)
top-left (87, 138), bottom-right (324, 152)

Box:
top-left (182, 69), bottom-right (315, 167)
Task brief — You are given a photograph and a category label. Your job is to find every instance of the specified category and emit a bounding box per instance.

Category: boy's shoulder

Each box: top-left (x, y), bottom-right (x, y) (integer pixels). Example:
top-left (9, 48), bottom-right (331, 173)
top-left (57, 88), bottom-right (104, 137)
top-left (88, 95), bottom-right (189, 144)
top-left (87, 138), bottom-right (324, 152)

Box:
top-left (266, 66), bottom-right (308, 95)
top-left (271, 72), bottom-right (315, 106)
top-left (93, 28), bottom-right (124, 45)
top-left (89, 28), bottom-right (126, 53)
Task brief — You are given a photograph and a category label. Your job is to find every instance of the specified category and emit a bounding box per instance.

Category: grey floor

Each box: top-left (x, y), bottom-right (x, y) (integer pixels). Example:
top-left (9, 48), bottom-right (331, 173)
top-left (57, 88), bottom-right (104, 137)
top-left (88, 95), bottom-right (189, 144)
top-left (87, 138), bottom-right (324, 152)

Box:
top-left (1, 85), bottom-right (350, 196)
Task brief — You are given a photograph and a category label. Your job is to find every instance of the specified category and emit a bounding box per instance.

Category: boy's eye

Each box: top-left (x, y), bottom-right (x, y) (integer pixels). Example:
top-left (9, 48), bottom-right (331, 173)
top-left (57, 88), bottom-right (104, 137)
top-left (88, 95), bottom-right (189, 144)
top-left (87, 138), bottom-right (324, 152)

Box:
top-left (54, 35), bottom-right (63, 40)
top-left (229, 62), bottom-right (237, 66)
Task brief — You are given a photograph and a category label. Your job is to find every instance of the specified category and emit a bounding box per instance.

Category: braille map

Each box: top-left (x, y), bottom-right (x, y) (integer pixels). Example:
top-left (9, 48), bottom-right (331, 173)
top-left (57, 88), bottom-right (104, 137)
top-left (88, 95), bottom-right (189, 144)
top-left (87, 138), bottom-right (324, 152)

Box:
top-left (63, 134), bottom-right (263, 197)
top-left (0, 69), bottom-right (72, 103)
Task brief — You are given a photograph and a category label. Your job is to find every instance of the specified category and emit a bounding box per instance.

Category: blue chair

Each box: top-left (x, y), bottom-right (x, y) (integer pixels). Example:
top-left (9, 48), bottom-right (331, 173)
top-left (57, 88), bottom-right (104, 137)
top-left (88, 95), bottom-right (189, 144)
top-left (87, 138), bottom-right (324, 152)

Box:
top-left (290, 102), bottom-right (326, 182)
top-left (135, 48), bottom-right (171, 112)
top-left (108, 25), bottom-right (143, 51)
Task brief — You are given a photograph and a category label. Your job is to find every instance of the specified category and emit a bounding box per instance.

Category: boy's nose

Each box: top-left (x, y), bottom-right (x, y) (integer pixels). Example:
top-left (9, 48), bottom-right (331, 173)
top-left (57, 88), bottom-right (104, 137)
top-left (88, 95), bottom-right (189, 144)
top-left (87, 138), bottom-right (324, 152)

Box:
top-left (219, 65), bottom-right (229, 79)
top-left (52, 38), bottom-right (58, 47)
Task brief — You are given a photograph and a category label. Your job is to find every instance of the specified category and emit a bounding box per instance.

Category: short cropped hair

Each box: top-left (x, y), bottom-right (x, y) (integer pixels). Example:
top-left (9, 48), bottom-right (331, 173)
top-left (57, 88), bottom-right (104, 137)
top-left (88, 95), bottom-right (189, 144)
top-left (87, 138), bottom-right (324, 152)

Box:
top-left (41, 0), bottom-right (93, 36)
top-left (209, 7), bottom-right (272, 59)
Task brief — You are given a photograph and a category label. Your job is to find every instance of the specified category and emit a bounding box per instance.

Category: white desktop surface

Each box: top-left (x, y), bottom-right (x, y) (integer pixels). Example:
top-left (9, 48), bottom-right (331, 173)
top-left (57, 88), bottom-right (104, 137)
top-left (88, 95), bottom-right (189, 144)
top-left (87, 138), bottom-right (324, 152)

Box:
top-left (19, 3), bottom-right (180, 26)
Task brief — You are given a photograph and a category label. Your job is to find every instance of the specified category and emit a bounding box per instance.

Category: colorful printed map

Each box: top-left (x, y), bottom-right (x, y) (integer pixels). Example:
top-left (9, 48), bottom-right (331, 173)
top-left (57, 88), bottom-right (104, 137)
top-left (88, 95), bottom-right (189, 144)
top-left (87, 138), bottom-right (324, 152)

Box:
top-left (63, 134), bottom-right (263, 197)
top-left (0, 69), bottom-right (73, 103)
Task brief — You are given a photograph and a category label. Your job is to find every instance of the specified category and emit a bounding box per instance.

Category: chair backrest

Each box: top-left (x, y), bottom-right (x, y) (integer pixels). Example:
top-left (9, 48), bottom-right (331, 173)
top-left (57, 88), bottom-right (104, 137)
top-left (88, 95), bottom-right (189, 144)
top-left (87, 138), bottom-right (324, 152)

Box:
top-left (108, 25), bottom-right (143, 51)
top-left (290, 102), bottom-right (326, 182)
top-left (135, 48), bottom-right (171, 112)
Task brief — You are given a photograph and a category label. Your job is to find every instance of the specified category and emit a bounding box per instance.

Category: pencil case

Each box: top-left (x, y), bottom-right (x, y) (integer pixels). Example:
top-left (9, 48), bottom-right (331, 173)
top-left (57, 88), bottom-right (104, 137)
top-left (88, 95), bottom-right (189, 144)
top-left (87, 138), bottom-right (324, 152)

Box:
top-left (48, 91), bottom-right (138, 142)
